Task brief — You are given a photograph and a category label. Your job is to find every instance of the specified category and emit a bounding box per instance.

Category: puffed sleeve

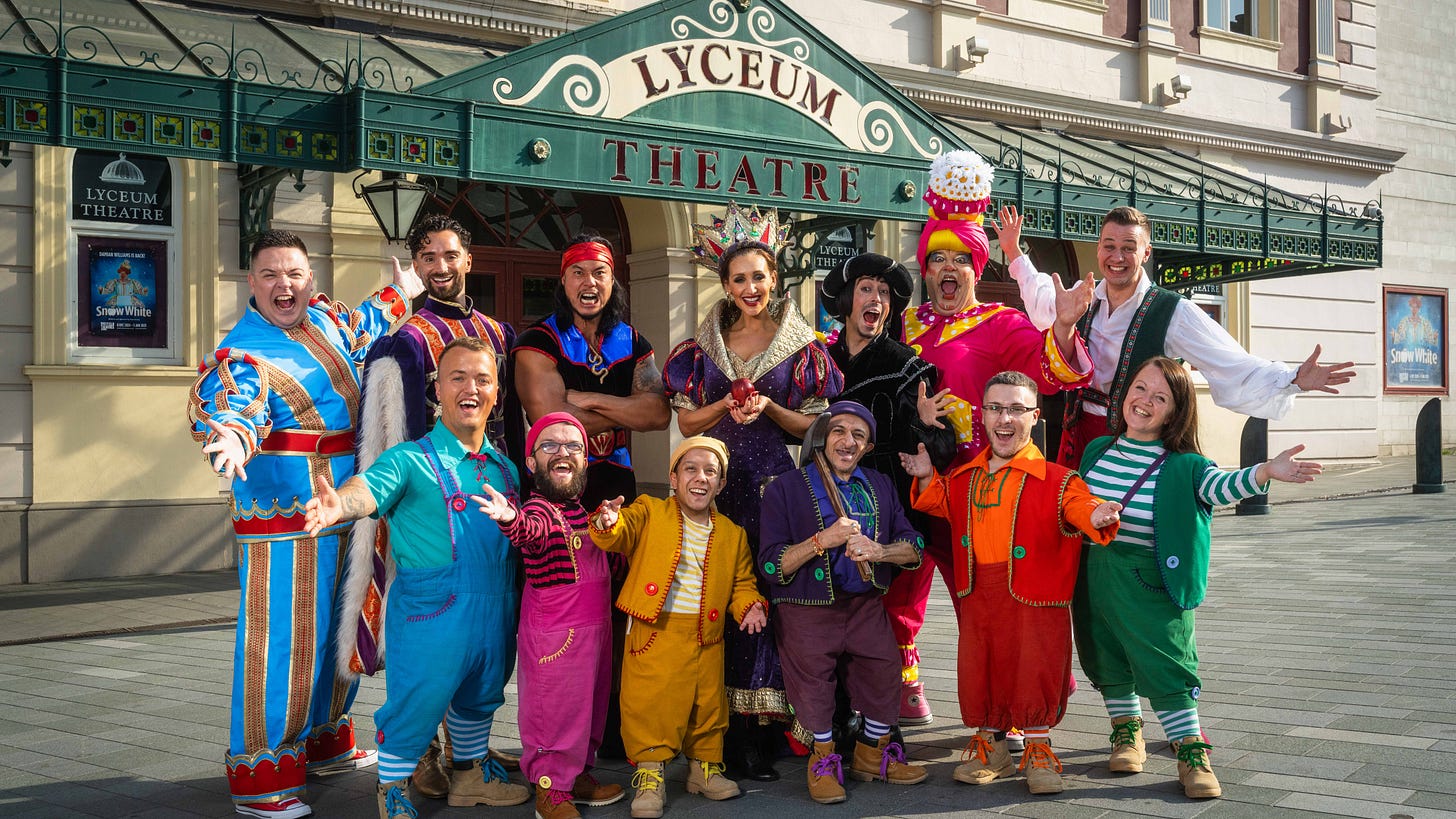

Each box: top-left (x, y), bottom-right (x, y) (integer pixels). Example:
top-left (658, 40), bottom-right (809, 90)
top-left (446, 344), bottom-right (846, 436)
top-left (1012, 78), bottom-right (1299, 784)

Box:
top-left (188, 348), bottom-right (273, 465)
top-left (787, 340), bottom-right (844, 415)
top-left (315, 288), bottom-right (411, 367)
top-left (663, 338), bottom-right (709, 411)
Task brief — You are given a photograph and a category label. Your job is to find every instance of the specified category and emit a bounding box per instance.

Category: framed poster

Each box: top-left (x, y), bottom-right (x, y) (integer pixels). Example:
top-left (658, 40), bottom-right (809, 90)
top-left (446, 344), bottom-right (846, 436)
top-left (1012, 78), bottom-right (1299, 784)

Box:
top-left (1382, 285), bottom-right (1447, 395)
top-left (77, 236), bottom-right (168, 349)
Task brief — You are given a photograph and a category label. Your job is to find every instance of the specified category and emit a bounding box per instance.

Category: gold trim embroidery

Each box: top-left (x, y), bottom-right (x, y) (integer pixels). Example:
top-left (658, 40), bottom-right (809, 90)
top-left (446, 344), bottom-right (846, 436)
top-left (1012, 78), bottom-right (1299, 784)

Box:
top-left (539, 628), bottom-right (576, 664)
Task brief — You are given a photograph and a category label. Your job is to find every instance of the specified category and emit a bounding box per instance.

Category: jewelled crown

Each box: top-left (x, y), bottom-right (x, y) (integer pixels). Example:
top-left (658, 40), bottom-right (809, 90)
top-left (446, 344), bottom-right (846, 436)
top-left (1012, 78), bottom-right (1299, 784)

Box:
top-left (923, 149), bottom-right (995, 221)
top-left (691, 201), bottom-right (790, 269)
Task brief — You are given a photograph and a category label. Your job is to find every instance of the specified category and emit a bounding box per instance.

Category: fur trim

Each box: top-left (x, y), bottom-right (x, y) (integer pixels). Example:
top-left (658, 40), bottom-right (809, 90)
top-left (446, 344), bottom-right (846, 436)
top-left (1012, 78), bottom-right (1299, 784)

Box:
top-left (335, 355), bottom-right (406, 679)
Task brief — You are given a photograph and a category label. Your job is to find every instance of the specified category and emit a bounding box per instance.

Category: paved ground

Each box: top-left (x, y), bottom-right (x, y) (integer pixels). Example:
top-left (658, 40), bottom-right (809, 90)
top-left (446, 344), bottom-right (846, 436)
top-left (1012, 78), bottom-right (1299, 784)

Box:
top-left (2, 455), bottom-right (1453, 818)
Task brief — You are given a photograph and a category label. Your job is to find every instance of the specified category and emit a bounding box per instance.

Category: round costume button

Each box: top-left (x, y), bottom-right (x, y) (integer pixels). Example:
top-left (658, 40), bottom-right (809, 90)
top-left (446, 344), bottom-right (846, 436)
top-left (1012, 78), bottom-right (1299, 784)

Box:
top-left (1190, 686), bottom-right (1201, 700)
top-left (708, 609), bottom-right (720, 622)
top-left (645, 582), bottom-right (658, 596)
top-left (764, 561), bottom-right (776, 574)
top-left (538, 775), bottom-right (552, 789)
top-left (451, 496), bottom-right (468, 512)
top-left (1166, 555), bottom-right (1180, 569)
top-left (814, 568), bottom-right (825, 581)
top-left (962, 535), bottom-right (970, 547)
top-left (1012, 546), bottom-right (1026, 559)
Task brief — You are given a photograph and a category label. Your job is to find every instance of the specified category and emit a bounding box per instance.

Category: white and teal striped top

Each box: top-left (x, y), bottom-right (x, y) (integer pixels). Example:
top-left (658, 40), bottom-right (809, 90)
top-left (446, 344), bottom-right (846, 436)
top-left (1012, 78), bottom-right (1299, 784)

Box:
top-left (1081, 436), bottom-right (1267, 552)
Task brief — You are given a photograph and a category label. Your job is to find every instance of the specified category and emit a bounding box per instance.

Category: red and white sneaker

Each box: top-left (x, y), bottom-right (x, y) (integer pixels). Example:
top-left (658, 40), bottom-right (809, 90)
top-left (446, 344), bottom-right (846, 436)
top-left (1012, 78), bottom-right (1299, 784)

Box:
top-left (899, 681), bottom-right (933, 726)
top-left (308, 748), bottom-right (378, 776)
top-left (235, 797), bottom-right (312, 818)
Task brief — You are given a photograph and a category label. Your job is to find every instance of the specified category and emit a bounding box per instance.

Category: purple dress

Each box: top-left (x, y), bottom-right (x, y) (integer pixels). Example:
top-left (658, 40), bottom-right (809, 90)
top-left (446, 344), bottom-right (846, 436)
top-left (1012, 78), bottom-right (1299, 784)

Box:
top-left (664, 297), bottom-right (843, 717)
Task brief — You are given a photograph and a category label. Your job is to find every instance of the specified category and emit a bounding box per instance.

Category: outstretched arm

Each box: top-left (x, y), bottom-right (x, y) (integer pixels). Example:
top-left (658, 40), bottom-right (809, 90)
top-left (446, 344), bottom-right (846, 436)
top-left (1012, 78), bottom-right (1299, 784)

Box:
top-left (1293, 345), bottom-right (1356, 394)
top-left (305, 476), bottom-right (377, 536)
top-left (1256, 444), bottom-right (1323, 485)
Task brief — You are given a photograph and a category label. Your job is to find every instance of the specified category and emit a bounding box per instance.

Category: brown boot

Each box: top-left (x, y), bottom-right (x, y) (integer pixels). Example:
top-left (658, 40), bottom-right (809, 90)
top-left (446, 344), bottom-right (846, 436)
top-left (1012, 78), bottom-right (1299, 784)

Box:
top-left (447, 758), bottom-right (530, 807)
top-left (376, 780), bottom-right (414, 819)
top-left (535, 786), bottom-right (580, 819)
top-left (1172, 737), bottom-right (1222, 798)
top-left (412, 738), bottom-right (449, 799)
top-left (572, 771), bottom-right (625, 806)
top-left (806, 740), bottom-right (847, 804)
top-left (685, 759), bottom-right (741, 800)
top-left (1108, 716), bottom-right (1147, 773)
top-left (849, 734), bottom-right (927, 784)
top-left (629, 761), bottom-right (666, 818)
top-left (1017, 737), bottom-right (1064, 795)
top-left (953, 730), bottom-right (1013, 785)
top-left (488, 747), bottom-right (521, 772)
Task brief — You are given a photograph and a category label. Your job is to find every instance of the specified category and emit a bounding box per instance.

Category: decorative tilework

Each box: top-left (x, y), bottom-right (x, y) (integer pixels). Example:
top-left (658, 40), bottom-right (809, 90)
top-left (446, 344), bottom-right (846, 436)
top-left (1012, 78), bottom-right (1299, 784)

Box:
top-left (366, 131), bottom-right (395, 161)
top-left (16, 99), bottom-right (46, 132)
top-left (192, 119), bottom-right (221, 150)
top-left (241, 124), bottom-right (269, 154)
top-left (114, 110), bottom-right (145, 141)
top-left (402, 135), bottom-right (427, 164)
top-left (312, 133), bottom-right (338, 162)
top-left (434, 138), bottom-right (460, 168)
top-left (154, 114), bottom-right (183, 146)
top-left (278, 129), bottom-right (303, 158)
top-left (74, 106), bottom-right (104, 138)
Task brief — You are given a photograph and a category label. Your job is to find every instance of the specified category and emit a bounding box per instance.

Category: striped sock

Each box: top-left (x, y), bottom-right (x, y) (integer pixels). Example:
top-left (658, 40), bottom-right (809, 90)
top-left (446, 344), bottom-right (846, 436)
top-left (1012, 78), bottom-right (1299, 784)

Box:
top-left (863, 718), bottom-right (891, 742)
top-left (446, 706), bottom-right (494, 761)
top-left (1155, 707), bottom-right (1202, 741)
top-left (1103, 695), bottom-right (1142, 719)
top-left (376, 752), bottom-right (416, 783)
top-left (813, 729), bottom-right (833, 744)
top-left (1021, 726), bottom-right (1050, 741)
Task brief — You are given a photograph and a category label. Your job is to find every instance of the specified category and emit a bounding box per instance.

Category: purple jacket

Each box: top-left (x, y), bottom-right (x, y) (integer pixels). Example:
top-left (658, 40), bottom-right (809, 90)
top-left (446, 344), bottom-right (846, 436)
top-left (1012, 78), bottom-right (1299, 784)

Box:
top-left (758, 464), bottom-right (923, 606)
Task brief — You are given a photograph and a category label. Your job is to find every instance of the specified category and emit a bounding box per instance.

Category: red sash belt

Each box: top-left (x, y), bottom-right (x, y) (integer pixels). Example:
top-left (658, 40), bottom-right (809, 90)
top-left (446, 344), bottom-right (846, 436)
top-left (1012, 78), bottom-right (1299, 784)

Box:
top-left (259, 429), bottom-right (355, 456)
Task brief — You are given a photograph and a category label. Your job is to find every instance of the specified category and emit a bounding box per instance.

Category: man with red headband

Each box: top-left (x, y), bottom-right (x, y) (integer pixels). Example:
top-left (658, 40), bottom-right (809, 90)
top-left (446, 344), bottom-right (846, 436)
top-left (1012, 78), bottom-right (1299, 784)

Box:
top-left (513, 234), bottom-right (671, 509)
top-left (885, 149), bottom-right (1096, 729)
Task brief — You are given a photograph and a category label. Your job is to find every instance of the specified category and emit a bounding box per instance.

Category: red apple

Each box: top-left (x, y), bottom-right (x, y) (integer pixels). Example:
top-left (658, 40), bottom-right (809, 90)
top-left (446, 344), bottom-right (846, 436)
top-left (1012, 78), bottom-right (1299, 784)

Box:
top-left (730, 378), bottom-right (758, 404)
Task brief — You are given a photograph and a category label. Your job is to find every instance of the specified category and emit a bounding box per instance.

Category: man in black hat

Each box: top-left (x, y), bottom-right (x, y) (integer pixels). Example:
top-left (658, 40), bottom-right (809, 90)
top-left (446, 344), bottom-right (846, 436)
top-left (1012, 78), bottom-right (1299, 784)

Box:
top-left (819, 253), bottom-right (957, 726)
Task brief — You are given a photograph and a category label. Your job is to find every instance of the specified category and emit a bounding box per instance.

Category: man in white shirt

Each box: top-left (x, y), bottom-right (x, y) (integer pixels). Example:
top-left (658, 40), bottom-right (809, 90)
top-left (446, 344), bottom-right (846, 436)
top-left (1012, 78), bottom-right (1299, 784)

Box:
top-left (1013, 205), bottom-right (1355, 467)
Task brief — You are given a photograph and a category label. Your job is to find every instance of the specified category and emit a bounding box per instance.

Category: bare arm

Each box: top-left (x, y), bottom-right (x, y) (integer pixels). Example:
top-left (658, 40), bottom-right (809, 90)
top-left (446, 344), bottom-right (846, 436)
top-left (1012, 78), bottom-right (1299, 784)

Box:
top-left (304, 476), bottom-right (377, 536)
top-left (760, 398), bottom-right (817, 438)
top-left (778, 517), bottom-right (858, 575)
top-left (846, 532), bottom-right (920, 567)
top-left (568, 355), bottom-right (671, 432)
top-left (513, 348), bottom-right (618, 435)
top-left (675, 393), bottom-right (736, 436)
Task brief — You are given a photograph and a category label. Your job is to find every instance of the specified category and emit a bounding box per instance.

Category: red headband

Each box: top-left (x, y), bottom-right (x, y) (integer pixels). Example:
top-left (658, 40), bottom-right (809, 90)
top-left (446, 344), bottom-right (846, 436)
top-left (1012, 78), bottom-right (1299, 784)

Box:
top-left (561, 242), bottom-right (614, 276)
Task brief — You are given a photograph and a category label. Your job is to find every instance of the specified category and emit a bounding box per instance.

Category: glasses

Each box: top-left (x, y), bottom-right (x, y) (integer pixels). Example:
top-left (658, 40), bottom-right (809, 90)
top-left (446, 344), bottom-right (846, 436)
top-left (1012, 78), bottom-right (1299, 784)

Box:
top-left (927, 252), bottom-right (974, 267)
top-left (534, 440), bottom-right (584, 455)
top-left (982, 403), bottom-right (1034, 419)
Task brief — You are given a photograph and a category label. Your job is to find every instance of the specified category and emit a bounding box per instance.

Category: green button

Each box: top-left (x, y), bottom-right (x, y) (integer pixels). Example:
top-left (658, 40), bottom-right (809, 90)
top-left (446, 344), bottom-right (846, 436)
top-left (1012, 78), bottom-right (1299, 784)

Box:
top-left (962, 535), bottom-right (970, 547)
top-left (764, 562), bottom-right (776, 574)
top-left (1012, 546), bottom-right (1027, 559)
top-left (814, 568), bottom-right (825, 580)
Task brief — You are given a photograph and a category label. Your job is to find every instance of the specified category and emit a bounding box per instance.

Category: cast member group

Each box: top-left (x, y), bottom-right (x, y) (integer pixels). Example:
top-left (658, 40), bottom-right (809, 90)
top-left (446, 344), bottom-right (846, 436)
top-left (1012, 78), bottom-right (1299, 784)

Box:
top-left (189, 149), bottom-right (1353, 819)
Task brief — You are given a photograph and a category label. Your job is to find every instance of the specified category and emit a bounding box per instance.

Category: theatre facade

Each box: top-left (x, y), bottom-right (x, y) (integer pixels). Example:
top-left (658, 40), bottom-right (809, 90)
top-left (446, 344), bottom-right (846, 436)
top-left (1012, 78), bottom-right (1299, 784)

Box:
top-left (0, 0), bottom-right (1420, 583)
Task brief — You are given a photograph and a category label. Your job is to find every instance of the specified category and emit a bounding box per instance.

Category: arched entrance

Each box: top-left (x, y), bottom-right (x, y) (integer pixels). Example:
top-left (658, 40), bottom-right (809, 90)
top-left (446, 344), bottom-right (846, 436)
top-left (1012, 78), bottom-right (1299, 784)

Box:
top-left (421, 181), bottom-right (631, 330)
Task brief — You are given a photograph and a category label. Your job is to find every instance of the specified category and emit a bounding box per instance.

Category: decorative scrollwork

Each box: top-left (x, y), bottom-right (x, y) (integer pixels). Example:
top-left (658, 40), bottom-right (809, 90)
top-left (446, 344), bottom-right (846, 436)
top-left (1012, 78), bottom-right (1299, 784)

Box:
top-left (356, 56), bottom-right (415, 93)
top-left (857, 101), bottom-right (941, 158)
top-left (492, 55), bottom-right (609, 116)
top-left (0, 18), bottom-right (59, 56)
top-left (745, 6), bottom-right (809, 60)
top-left (671, 0), bottom-right (740, 39)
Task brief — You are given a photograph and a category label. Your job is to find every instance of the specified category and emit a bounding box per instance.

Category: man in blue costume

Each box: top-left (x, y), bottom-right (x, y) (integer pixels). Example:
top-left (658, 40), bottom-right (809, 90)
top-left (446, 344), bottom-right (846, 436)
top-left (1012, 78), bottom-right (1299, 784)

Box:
top-left (187, 229), bottom-right (420, 818)
top-left (306, 337), bottom-right (531, 819)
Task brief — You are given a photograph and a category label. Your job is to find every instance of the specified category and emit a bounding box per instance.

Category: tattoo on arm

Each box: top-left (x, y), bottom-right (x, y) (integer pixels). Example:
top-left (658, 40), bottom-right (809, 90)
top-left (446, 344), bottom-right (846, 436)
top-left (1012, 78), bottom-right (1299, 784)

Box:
top-left (633, 356), bottom-right (665, 394)
top-left (336, 477), bottom-right (377, 521)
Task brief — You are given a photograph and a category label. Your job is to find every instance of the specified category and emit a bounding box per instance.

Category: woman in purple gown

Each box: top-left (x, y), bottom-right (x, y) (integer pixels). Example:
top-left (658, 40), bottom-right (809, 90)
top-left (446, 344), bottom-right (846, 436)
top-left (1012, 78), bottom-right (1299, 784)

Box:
top-left (664, 229), bottom-right (842, 780)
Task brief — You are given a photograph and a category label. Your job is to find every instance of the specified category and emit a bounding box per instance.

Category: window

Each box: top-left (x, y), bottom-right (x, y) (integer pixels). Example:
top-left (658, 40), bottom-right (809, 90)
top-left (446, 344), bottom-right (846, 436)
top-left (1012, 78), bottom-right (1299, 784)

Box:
top-left (1204, 0), bottom-right (1274, 39)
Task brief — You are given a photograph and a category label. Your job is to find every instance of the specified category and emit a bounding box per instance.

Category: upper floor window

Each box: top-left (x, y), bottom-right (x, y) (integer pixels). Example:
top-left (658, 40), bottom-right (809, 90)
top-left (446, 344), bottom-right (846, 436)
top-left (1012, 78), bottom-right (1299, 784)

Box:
top-left (1205, 0), bottom-right (1275, 39)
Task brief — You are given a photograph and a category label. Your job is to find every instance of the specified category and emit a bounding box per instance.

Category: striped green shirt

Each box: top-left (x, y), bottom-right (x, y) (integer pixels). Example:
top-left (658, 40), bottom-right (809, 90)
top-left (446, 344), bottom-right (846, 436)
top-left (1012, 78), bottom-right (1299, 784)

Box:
top-left (1081, 436), bottom-right (1266, 552)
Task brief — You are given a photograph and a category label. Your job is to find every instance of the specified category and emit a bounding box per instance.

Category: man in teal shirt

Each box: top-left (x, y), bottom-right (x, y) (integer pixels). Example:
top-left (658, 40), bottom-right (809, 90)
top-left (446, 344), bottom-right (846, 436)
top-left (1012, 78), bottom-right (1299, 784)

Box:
top-left (307, 337), bottom-right (529, 819)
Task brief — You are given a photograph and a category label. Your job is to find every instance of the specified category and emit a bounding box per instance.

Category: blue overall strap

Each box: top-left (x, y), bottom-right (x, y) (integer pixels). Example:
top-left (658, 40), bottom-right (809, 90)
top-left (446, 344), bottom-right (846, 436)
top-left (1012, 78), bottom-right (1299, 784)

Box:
top-left (415, 436), bottom-right (467, 560)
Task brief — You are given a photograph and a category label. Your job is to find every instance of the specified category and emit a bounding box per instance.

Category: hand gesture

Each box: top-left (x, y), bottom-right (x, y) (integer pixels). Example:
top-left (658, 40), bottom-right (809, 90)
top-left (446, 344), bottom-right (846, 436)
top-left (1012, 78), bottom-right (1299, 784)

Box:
top-left (594, 495), bottom-right (626, 530)
top-left (1090, 500), bottom-right (1122, 529)
top-left (739, 602), bottom-right (768, 634)
top-left (993, 205), bottom-right (1025, 262)
top-left (391, 255), bottom-right (425, 300)
top-left (304, 475), bottom-right (342, 537)
top-left (1053, 271), bottom-right (1095, 330)
top-left (472, 484), bottom-right (518, 524)
top-left (729, 393), bottom-right (767, 425)
top-left (1293, 345), bottom-right (1355, 394)
top-left (823, 516), bottom-right (860, 549)
top-left (1262, 444), bottom-right (1323, 484)
top-left (899, 443), bottom-right (934, 479)
top-left (846, 532), bottom-right (882, 563)
top-left (202, 418), bottom-right (249, 481)
top-left (916, 381), bottom-right (952, 429)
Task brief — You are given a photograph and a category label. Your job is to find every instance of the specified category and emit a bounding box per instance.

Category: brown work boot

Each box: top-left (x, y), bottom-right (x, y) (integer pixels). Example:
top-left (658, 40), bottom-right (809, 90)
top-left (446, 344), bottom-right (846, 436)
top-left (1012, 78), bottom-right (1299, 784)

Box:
top-left (489, 747), bottom-right (521, 771)
top-left (629, 761), bottom-right (665, 818)
top-left (1018, 737), bottom-right (1064, 795)
top-left (953, 730), bottom-right (1014, 785)
top-left (1108, 716), bottom-right (1148, 773)
top-left (1172, 737), bottom-right (1222, 798)
top-left (806, 740), bottom-right (847, 804)
top-left (534, 786), bottom-right (580, 819)
top-left (412, 738), bottom-right (449, 799)
top-left (849, 734), bottom-right (927, 784)
top-left (447, 758), bottom-right (530, 807)
top-left (685, 759), bottom-right (741, 800)
top-left (572, 771), bottom-right (625, 806)
top-left (376, 779), bottom-right (414, 819)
